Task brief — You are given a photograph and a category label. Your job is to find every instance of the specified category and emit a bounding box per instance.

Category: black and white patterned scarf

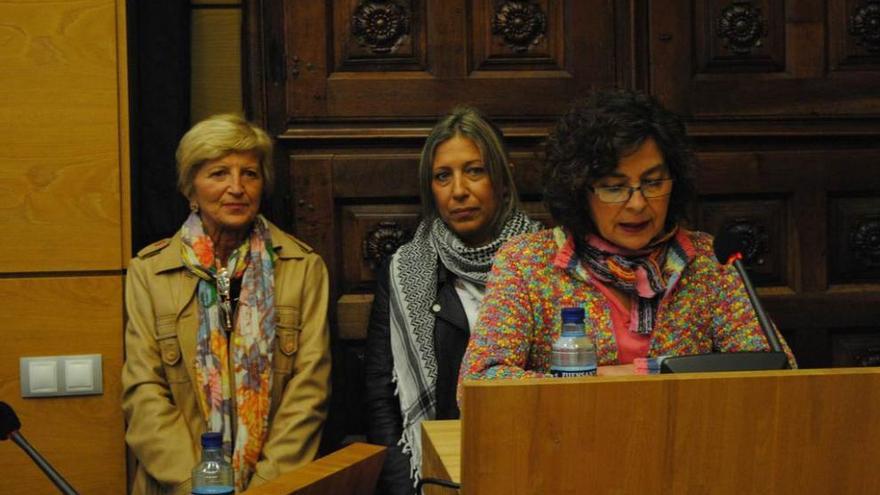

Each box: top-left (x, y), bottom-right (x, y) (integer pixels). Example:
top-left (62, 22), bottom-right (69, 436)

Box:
top-left (388, 209), bottom-right (539, 482)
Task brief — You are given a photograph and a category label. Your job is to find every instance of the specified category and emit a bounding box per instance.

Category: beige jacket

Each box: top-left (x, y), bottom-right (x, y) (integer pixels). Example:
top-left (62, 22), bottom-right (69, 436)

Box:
top-left (121, 221), bottom-right (330, 495)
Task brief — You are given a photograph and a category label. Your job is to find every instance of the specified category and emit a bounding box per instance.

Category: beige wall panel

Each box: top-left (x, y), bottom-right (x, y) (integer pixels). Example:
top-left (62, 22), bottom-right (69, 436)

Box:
top-left (0, 0), bottom-right (124, 273)
top-left (191, 8), bottom-right (243, 122)
top-left (0, 275), bottom-right (125, 494)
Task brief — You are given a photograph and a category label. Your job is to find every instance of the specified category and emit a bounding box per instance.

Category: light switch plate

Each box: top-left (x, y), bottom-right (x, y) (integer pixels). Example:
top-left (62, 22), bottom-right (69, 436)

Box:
top-left (65, 358), bottom-right (95, 391)
top-left (20, 354), bottom-right (103, 398)
top-left (29, 360), bottom-right (58, 393)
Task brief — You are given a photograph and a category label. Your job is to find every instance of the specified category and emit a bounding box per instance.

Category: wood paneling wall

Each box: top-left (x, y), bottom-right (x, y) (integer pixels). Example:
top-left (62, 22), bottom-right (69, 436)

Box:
top-left (0, 1), bottom-right (129, 494)
top-left (244, 0), bottom-right (880, 446)
top-left (191, 1), bottom-right (244, 122)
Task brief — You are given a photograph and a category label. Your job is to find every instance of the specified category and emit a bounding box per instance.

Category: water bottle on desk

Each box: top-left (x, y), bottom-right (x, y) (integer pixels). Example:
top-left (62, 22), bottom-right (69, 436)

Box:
top-left (550, 307), bottom-right (597, 377)
top-left (192, 432), bottom-right (234, 495)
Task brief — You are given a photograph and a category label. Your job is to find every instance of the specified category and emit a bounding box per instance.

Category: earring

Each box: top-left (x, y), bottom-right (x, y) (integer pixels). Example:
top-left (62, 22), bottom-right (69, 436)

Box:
top-left (190, 202), bottom-right (199, 213)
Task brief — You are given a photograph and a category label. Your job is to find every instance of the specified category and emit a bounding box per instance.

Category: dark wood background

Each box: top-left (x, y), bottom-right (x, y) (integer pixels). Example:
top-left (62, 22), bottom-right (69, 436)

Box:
top-left (241, 0), bottom-right (880, 444)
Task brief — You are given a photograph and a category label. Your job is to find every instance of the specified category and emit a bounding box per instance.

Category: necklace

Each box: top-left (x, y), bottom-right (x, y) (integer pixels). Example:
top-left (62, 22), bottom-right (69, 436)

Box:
top-left (216, 266), bottom-right (233, 332)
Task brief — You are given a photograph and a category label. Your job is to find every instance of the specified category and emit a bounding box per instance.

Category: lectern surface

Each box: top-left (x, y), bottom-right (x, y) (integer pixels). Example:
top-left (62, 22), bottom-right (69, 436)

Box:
top-left (424, 368), bottom-right (880, 495)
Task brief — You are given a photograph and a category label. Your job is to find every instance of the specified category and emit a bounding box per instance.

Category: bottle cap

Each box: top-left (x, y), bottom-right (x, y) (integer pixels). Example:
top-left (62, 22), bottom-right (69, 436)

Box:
top-left (561, 307), bottom-right (585, 324)
top-left (201, 432), bottom-right (222, 449)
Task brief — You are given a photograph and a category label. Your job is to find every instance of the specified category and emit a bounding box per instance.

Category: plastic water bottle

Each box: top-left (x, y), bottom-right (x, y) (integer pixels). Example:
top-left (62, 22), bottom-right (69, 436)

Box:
top-left (550, 307), bottom-right (597, 377)
top-left (192, 432), bottom-right (234, 495)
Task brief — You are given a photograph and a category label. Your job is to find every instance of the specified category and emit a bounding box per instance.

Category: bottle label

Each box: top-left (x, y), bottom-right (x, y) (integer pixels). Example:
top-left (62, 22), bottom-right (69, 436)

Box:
top-left (550, 367), bottom-right (597, 377)
top-left (192, 487), bottom-right (234, 495)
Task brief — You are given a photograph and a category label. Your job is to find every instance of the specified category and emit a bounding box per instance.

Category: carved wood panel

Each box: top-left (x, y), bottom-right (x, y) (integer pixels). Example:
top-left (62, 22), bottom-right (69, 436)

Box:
top-left (334, 0), bottom-right (427, 71)
top-left (471, 0), bottom-right (562, 71)
top-left (830, 0), bottom-right (880, 69)
top-left (829, 195), bottom-right (880, 283)
top-left (696, 196), bottom-right (788, 287)
top-left (276, 0), bottom-right (626, 124)
top-left (695, 0), bottom-right (785, 73)
top-left (341, 204), bottom-right (420, 291)
top-left (652, 0), bottom-right (880, 118)
top-left (289, 155), bottom-right (336, 279)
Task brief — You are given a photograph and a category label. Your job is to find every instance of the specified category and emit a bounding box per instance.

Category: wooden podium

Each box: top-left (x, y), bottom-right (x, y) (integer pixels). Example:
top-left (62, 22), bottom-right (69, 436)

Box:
top-left (422, 368), bottom-right (880, 494)
top-left (242, 443), bottom-right (386, 495)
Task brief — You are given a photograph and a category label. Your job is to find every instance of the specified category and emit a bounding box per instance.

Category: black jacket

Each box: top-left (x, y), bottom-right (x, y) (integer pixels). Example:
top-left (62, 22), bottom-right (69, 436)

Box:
top-left (364, 260), bottom-right (470, 495)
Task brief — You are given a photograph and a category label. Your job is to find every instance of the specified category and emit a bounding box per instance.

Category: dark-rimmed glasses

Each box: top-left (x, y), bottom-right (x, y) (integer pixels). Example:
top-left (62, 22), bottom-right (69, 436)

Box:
top-left (588, 178), bottom-right (674, 204)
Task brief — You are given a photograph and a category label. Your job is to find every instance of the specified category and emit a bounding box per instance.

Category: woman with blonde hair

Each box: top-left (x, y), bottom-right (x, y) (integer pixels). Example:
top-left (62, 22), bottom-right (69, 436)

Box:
top-left (122, 114), bottom-right (330, 494)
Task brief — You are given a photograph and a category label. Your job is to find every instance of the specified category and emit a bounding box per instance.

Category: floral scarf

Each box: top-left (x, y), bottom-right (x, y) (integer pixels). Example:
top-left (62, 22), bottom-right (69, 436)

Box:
top-left (179, 212), bottom-right (276, 492)
top-left (556, 226), bottom-right (694, 335)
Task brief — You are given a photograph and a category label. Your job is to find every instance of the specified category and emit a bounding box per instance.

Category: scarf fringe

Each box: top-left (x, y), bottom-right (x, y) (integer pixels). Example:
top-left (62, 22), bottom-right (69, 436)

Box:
top-left (393, 365), bottom-right (419, 486)
top-left (398, 408), bottom-right (422, 488)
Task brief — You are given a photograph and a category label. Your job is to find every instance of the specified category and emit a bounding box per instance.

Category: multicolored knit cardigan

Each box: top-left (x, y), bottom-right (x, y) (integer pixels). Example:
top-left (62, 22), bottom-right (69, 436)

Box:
top-left (460, 227), bottom-right (796, 382)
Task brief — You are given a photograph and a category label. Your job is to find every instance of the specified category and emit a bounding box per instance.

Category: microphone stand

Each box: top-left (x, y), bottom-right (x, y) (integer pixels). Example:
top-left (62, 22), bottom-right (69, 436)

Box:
top-left (8, 430), bottom-right (79, 495)
top-left (660, 252), bottom-right (789, 373)
top-left (1, 402), bottom-right (78, 495)
top-left (729, 253), bottom-right (783, 353)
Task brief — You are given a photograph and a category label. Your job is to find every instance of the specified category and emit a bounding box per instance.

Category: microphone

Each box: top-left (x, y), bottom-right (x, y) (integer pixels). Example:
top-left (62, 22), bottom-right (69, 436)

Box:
top-left (712, 228), bottom-right (784, 353)
top-left (659, 229), bottom-right (789, 373)
top-left (0, 401), bottom-right (79, 495)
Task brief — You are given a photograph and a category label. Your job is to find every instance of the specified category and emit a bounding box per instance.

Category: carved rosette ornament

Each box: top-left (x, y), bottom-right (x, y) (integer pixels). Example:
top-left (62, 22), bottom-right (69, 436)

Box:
top-left (850, 219), bottom-right (880, 267)
top-left (722, 220), bottom-right (768, 266)
top-left (364, 221), bottom-right (410, 267)
top-left (716, 2), bottom-right (767, 55)
top-left (351, 0), bottom-right (410, 54)
top-left (492, 0), bottom-right (547, 53)
top-left (849, 1), bottom-right (880, 53)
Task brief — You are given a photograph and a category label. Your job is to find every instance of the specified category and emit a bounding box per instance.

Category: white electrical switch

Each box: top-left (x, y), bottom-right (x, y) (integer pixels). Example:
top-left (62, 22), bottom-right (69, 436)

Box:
top-left (65, 359), bottom-right (95, 392)
top-left (28, 360), bottom-right (58, 393)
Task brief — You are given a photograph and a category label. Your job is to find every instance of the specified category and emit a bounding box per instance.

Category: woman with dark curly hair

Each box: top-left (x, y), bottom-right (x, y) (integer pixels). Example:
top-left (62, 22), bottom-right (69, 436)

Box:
top-left (460, 90), bottom-right (795, 381)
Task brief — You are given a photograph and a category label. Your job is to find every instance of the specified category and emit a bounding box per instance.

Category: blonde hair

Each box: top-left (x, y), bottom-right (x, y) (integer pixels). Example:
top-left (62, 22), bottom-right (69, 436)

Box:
top-left (418, 106), bottom-right (519, 230)
top-left (175, 113), bottom-right (274, 199)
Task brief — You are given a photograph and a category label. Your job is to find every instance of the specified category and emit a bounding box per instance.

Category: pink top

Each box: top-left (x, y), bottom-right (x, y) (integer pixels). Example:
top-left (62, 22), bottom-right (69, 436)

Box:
top-left (590, 278), bottom-right (650, 364)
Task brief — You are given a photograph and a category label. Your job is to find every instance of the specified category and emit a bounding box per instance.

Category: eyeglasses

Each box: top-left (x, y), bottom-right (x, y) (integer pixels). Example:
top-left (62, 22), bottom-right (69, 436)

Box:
top-left (588, 178), bottom-right (674, 204)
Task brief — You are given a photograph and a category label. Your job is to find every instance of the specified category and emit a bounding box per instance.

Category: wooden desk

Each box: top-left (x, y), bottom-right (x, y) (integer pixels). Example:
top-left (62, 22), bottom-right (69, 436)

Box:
top-left (421, 420), bottom-right (461, 495)
top-left (420, 364), bottom-right (636, 493)
top-left (424, 368), bottom-right (880, 494)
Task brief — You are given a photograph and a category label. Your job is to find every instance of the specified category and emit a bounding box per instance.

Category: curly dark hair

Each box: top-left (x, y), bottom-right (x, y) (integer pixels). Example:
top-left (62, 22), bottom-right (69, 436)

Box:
top-left (543, 89), bottom-right (696, 244)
